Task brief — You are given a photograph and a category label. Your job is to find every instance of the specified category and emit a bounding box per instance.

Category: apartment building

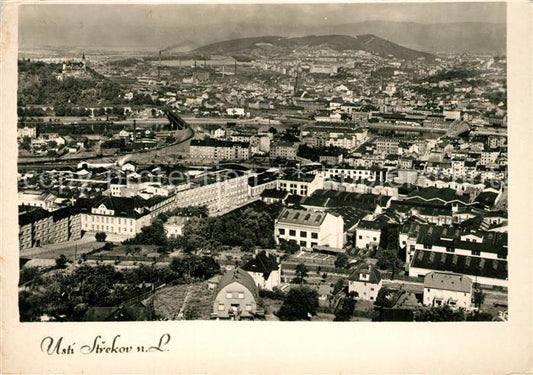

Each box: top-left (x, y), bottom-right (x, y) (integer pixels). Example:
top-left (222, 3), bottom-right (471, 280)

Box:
top-left (275, 208), bottom-right (344, 249)
top-left (190, 139), bottom-right (250, 161)
top-left (277, 173), bottom-right (324, 197)
top-left (174, 169), bottom-right (249, 214)
top-left (19, 206), bottom-right (82, 250)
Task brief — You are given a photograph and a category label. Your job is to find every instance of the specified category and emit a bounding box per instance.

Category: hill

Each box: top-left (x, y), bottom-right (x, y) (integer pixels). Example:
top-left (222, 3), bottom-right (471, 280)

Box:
top-left (190, 34), bottom-right (434, 60)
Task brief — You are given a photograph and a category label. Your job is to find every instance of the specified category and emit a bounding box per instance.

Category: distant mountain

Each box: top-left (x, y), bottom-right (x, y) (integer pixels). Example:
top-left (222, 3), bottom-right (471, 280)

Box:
top-left (189, 34), bottom-right (434, 60)
top-left (305, 21), bottom-right (506, 54)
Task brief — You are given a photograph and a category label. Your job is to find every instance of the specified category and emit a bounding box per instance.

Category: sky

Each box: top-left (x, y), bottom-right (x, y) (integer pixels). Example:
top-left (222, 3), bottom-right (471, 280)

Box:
top-left (19, 2), bottom-right (506, 50)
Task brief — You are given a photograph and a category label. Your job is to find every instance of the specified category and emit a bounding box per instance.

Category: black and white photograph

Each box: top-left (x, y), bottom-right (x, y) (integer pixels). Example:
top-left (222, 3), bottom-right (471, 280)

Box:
top-left (13, 1), bottom-right (512, 324)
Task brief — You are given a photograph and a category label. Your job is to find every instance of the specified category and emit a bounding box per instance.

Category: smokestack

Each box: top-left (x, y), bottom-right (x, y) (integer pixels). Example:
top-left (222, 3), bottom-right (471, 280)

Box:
top-left (133, 119), bottom-right (136, 143)
top-left (194, 60), bottom-right (197, 68)
top-left (204, 59), bottom-right (207, 69)
top-left (158, 51), bottom-right (162, 79)
top-left (234, 60), bottom-right (237, 75)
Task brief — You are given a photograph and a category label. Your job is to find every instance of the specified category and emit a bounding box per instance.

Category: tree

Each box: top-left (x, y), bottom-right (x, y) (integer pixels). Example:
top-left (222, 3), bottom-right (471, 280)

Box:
top-left (277, 287), bottom-right (319, 321)
top-left (416, 306), bottom-right (466, 322)
top-left (279, 239), bottom-right (299, 255)
top-left (334, 253), bottom-right (349, 269)
top-left (334, 291), bottom-right (358, 321)
top-left (292, 263), bottom-right (308, 285)
top-left (466, 311), bottom-right (494, 321)
top-left (472, 289), bottom-right (486, 309)
top-left (55, 254), bottom-right (69, 269)
top-left (95, 232), bottom-right (107, 242)
top-left (376, 249), bottom-right (402, 280)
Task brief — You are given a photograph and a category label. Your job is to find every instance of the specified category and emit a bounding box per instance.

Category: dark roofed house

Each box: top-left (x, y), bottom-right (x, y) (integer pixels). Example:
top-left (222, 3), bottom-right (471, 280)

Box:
top-left (260, 189), bottom-right (289, 204)
top-left (348, 263), bottom-right (382, 301)
top-left (241, 251), bottom-right (281, 291)
top-left (212, 268), bottom-right (259, 320)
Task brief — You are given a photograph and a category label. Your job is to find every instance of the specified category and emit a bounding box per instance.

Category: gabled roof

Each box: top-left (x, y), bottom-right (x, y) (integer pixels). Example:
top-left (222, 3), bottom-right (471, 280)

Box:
top-left (215, 268), bottom-right (258, 299)
top-left (241, 251), bottom-right (279, 280)
top-left (277, 208), bottom-right (328, 227)
top-left (348, 263), bottom-right (382, 284)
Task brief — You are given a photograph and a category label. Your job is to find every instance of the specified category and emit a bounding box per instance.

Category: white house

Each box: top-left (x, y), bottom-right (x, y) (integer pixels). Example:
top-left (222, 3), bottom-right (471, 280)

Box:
top-left (163, 216), bottom-right (189, 238)
top-left (423, 272), bottom-right (472, 310)
top-left (348, 263), bottom-right (382, 301)
top-left (355, 220), bottom-right (382, 249)
top-left (241, 251), bottom-right (281, 291)
top-left (275, 208), bottom-right (344, 249)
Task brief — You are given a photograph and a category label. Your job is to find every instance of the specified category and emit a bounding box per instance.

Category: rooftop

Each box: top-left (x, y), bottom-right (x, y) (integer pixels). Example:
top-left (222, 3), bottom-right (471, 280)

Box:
top-left (424, 271), bottom-right (472, 293)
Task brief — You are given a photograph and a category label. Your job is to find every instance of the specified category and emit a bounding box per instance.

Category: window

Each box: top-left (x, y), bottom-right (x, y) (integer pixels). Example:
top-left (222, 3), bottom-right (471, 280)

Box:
top-left (218, 304), bottom-right (225, 311)
top-left (373, 237), bottom-right (377, 241)
top-left (446, 247), bottom-right (455, 253)
top-left (423, 244), bottom-right (433, 250)
top-left (238, 292), bottom-right (244, 299)
top-left (358, 235), bottom-right (363, 240)
top-left (311, 242), bottom-right (317, 247)
top-left (279, 228), bottom-right (285, 235)
top-left (300, 231), bottom-right (307, 238)
top-left (370, 288), bottom-right (374, 291)
top-left (311, 233), bottom-right (318, 239)
top-left (226, 292), bottom-right (232, 299)
top-left (427, 288), bottom-right (431, 292)
top-left (471, 250), bottom-right (480, 256)
top-left (300, 241), bottom-right (307, 247)
top-left (289, 230), bottom-right (296, 236)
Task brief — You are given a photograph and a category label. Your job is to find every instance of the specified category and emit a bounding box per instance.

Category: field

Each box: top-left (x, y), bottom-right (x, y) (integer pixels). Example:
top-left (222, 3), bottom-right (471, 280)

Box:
top-left (151, 281), bottom-right (214, 320)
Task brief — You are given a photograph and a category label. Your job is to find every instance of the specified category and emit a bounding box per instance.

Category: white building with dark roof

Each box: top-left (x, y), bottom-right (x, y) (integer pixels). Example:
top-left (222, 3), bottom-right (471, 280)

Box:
top-left (274, 208), bottom-right (344, 249)
top-left (423, 271), bottom-right (472, 310)
top-left (348, 263), bottom-right (382, 301)
top-left (241, 251), bottom-right (281, 291)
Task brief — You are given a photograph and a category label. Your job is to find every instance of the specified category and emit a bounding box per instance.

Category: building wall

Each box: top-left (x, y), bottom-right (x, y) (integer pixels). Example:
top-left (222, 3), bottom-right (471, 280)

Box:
top-left (423, 287), bottom-right (472, 310)
top-left (277, 175), bottom-right (323, 197)
top-left (355, 227), bottom-right (381, 249)
top-left (275, 213), bottom-right (344, 249)
top-left (213, 281), bottom-right (257, 319)
top-left (174, 175), bottom-right (249, 214)
top-left (19, 211), bottom-right (82, 250)
top-left (246, 270), bottom-right (281, 291)
top-left (348, 279), bottom-right (382, 301)
top-left (248, 180), bottom-right (277, 198)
